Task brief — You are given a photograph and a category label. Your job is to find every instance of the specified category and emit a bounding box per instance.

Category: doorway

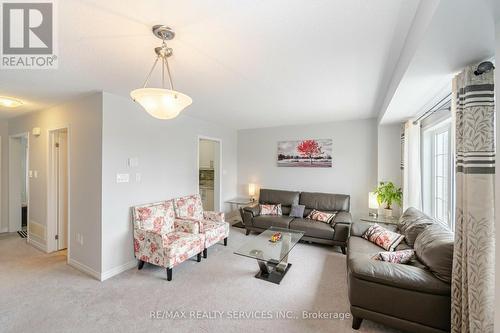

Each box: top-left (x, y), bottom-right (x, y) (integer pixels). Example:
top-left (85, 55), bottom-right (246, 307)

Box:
top-left (198, 137), bottom-right (221, 211)
top-left (48, 128), bottom-right (69, 253)
top-left (9, 133), bottom-right (29, 235)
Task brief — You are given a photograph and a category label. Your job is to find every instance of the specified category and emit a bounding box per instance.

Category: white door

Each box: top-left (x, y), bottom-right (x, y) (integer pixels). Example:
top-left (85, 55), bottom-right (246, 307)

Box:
top-left (56, 130), bottom-right (68, 250)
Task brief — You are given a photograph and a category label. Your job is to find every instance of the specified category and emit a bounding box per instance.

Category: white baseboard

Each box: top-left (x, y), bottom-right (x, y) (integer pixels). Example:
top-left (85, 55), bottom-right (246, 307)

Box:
top-left (100, 260), bottom-right (137, 281)
top-left (0, 227), bottom-right (8, 233)
top-left (68, 258), bottom-right (101, 281)
top-left (27, 237), bottom-right (48, 253)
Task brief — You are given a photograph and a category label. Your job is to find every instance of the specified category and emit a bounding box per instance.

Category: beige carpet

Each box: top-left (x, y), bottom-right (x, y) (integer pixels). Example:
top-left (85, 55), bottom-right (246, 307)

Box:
top-left (0, 228), bottom-right (400, 333)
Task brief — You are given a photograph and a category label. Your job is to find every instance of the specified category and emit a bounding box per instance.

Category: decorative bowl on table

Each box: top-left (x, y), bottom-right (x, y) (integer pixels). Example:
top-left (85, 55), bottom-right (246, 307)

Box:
top-left (269, 232), bottom-right (282, 243)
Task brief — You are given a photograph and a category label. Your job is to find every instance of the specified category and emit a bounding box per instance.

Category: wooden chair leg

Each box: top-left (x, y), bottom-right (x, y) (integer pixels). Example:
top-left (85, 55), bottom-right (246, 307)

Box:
top-left (352, 316), bottom-right (363, 330)
top-left (224, 237), bottom-right (228, 246)
top-left (245, 229), bottom-right (250, 236)
top-left (197, 252), bottom-right (202, 262)
top-left (137, 260), bottom-right (145, 270)
top-left (203, 248), bottom-right (208, 259)
top-left (166, 267), bottom-right (172, 281)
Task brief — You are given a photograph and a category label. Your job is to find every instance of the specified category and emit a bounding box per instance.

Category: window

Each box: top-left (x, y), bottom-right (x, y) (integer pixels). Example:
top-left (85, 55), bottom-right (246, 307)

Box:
top-left (422, 118), bottom-right (454, 230)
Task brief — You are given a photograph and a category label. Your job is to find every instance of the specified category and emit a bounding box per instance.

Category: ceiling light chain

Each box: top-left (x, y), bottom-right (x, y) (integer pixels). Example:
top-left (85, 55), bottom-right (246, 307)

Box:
top-left (142, 56), bottom-right (160, 88)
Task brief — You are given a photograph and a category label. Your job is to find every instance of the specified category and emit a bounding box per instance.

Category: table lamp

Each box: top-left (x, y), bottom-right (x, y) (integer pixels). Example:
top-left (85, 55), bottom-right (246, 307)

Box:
top-left (368, 192), bottom-right (379, 217)
top-left (248, 183), bottom-right (256, 202)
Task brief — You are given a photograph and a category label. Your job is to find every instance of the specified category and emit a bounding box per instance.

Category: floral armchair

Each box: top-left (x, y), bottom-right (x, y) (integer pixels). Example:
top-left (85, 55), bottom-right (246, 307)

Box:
top-left (173, 194), bottom-right (230, 258)
top-left (132, 200), bottom-right (204, 281)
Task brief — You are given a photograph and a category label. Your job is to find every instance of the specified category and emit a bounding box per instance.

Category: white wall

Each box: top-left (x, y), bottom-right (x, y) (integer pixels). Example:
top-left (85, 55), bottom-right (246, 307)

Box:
top-left (237, 119), bottom-right (378, 215)
top-left (377, 124), bottom-right (402, 186)
top-left (101, 92), bottom-right (237, 273)
top-left (7, 93), bottom-right (103, 272)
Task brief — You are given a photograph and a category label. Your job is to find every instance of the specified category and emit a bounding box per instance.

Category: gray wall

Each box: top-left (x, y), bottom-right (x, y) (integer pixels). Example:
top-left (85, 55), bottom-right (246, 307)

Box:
top-left (7, 93), bottom-right (103, 272)
top-left (101, 93), bottom-right (238, 273)
top-left (377, 123), bottom-right (402, 215)
top-left (237, 118), bottom-right (378, 215)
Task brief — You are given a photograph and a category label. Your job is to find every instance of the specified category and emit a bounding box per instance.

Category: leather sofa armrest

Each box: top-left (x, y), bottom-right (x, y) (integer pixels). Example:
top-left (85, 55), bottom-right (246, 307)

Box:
top-left (332, 211), bottom-right (352, 224)
top-left (333, 223), bottom-right (351, 244)
top-left (242, 205), bottom-right (260, 217)
top-left (241, 205), bottom-right (259, 227)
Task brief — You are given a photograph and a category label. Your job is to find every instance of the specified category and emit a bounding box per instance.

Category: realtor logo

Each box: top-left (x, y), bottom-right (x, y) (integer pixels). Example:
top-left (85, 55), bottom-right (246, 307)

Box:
top-left (1, 0), bottom-right (58, 69)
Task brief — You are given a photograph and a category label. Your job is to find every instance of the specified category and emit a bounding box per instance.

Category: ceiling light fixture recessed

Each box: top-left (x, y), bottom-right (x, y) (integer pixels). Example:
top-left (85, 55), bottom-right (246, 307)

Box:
top-left (131, 25), bottom-right (192, 120)
top-left (0, 96), bottom-right (23, 108)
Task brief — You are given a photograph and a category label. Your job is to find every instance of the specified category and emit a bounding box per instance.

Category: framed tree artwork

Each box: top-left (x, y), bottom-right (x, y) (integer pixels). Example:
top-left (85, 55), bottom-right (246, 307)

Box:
top-left (277, 139), bottom-right (333, 167)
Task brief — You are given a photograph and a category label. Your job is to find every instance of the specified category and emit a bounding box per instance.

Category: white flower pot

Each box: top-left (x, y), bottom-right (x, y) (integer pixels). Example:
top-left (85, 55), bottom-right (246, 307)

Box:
top-left (384, 208), bottom-right (393, 217)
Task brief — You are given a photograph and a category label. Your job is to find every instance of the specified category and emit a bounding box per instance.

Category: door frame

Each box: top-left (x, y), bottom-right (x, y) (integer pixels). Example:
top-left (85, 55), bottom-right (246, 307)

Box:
top-left (8, 132), bottom-right (29, 234)
top-left (197, 135), bottom-right (222, 212)
top-left (46, 126), bottom-right (71, 259)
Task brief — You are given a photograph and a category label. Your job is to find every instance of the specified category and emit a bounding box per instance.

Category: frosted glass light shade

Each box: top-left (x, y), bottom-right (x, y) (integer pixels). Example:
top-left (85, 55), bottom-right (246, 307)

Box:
top-left (0, 96), bottom-right (23, 108)
top-left (130, 88), bottom-right (192, 120)
top-left (248, 183), bottom-right (256, 197)
top-left (369, 192), bottom-right (379, 209)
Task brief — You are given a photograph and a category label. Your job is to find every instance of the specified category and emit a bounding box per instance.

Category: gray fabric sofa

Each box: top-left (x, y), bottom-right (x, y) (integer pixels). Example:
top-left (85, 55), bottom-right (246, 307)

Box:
top-left (347, 207), bottom-right (453, 333)
top-left (241, 189), bottom-right (352, 253)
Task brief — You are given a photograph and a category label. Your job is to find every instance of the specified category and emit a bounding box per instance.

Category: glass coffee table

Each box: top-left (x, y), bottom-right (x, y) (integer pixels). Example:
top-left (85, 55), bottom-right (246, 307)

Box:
top-left (234, 227), bottom-right (304, 284)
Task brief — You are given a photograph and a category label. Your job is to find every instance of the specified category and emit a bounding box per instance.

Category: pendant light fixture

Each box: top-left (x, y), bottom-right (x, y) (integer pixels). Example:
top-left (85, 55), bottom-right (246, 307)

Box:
top-left (131, 25), bottom-right (192, 119)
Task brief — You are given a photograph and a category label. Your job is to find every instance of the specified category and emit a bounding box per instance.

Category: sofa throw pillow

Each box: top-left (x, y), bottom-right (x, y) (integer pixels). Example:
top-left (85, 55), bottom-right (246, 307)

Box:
top-left (362, 224), bottom-right (405, 251)
top-left (306, 209), bottom-right (337, 223)
top-left (289, 204), bottom-right (306, 218)
top-left (259, 204), bottom-right (282, 216)
top-left (372, 249), bottom-right (414, 264)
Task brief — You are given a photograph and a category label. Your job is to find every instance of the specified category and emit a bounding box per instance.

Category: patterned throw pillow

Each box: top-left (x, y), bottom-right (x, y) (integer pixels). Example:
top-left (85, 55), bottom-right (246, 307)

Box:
top-left (259, 204), bottom-right (282, 216)
top-left (362, 224), bottom-right (405, 251)
top-left (306, 209), bottom-right (337, 223)
top-left (372, 249), bottom-right (415, 264)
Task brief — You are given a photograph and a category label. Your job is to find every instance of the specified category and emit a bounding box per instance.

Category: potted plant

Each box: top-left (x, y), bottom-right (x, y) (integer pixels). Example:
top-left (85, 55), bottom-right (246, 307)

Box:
top-left (374, 181), bottom-right (402, 217)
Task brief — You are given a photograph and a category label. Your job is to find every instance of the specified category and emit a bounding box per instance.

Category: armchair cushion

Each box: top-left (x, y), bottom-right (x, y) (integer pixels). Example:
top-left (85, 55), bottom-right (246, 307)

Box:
top-left (133, 200), bottom-right (175, 234)
top-left (173, 194), bottom-right (204, 220)
top-left (203, 211), bottom-right (225, 223)
top-left (133, 229), bottom-right (204, 269)
top-left (202, 220), bottom-right (230, 248)
top-left (174, 219), bottom-right (200, 234)
top-left (164, 232), bottom-right (205, 268)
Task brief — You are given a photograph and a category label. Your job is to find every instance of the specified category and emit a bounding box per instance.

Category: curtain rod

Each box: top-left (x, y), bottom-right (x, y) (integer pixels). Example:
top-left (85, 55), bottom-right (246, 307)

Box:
top-left (413, 92), bottom-right (452, 125)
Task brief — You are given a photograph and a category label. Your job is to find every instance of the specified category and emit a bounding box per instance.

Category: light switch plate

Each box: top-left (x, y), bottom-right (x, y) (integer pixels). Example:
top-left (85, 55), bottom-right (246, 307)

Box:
top-left (34, 170), bottom-right (38, 178)
top-left (127, 157), bottom-right (139, 168)
top-left (116, 173), bottom-right (130, 183)
top-left (29, 170), bottom-right (33, 178)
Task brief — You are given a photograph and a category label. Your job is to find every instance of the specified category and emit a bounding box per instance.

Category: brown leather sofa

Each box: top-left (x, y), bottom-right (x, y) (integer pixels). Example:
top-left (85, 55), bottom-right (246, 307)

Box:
top-left (241, 189), bottom-right (352, 254)
top-left (347, 208), bottom-right (453, 333)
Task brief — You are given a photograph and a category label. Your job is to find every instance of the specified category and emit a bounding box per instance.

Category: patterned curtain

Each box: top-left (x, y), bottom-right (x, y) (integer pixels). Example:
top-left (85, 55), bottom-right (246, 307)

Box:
top-left (451, 63), bottom-right (495, 333)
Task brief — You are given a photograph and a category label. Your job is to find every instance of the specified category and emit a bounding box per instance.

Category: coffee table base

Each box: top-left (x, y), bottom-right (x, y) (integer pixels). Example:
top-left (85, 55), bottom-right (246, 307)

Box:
top-left (255, 261), bottom-right (292, 285)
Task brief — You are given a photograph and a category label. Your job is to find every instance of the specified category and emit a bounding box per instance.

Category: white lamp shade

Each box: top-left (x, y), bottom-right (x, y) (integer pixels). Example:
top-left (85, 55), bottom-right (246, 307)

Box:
top-left (369, 192), bottom-right (379, 209)
top-left (248, 183), bottom-right (256, 197)
top-left (131, 88), bottom-right (192, 120)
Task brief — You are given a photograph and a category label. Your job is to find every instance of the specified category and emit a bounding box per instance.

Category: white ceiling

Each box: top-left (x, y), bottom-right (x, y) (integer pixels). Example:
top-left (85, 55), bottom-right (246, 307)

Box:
top-left (380, 0), bottom-right (497, 124)
top-left (0, 0), bottom-right (422, 129)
